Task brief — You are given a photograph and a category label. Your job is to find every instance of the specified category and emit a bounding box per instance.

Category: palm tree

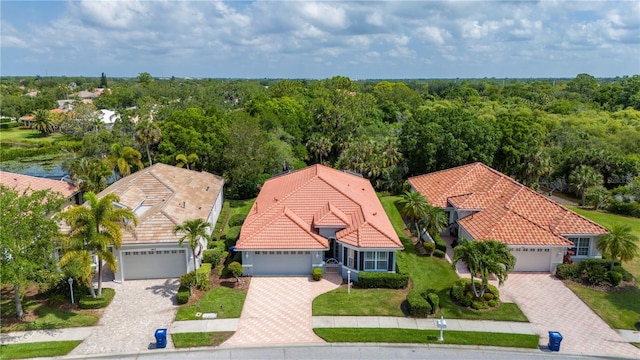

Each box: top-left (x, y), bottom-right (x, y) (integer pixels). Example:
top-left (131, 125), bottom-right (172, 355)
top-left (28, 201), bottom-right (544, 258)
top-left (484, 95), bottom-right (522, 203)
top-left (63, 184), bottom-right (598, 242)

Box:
top-left (597, 223), bottom-right (639, 270)
top-left (68, 157), bottom-right (111, 193)
top-left (57, 192), bottom-right (138, 296)
top-left (174, 219), bottom-right (211, 271)
top-left (175, 153), bottom-right (199, 170)
top-left (398, 190), bottom-right (429, 240)
top-left (135, 120), bottom-right (162, 166)
top-left (569, 165), bottom-right (604, 206)
top-left (421, 205), bottom-right (448, 239)
top-left (106, 143), bottom-right (144, 178)
top-left (32, 109), bottom-right (55, 136)
top-left (306, 134), bottom-right (332, 165)
top-left (452, 238), bottom-right (516, 298)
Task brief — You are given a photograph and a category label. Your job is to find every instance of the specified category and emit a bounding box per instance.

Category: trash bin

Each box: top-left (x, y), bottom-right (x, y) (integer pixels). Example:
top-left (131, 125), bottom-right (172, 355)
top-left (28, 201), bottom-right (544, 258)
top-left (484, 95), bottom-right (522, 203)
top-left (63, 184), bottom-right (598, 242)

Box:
top-left (548, 331), bottom-right (563, 352)
top-left (155, 328), bottom-right (167, 349)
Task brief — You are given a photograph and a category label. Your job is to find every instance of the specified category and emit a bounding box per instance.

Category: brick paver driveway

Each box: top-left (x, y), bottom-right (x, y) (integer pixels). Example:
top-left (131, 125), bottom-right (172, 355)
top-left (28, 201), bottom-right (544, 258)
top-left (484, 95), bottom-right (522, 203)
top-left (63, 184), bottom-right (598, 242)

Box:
top-left (501, 273), bottom-right (639, 358)
top-left (222, 274), bottom-right (341, 346)
top-left (69, 278), bottom-right (179, 355)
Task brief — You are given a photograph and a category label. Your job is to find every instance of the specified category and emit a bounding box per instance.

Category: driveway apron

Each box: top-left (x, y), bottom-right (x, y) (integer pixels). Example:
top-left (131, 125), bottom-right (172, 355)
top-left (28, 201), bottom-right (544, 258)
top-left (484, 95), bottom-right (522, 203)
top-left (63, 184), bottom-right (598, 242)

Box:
top-left (69, 278), bottom-right (179, 355)
top-left (223, 274), bottom-right (341, 346)
top-left (500, 273), bottom-right (639, 358)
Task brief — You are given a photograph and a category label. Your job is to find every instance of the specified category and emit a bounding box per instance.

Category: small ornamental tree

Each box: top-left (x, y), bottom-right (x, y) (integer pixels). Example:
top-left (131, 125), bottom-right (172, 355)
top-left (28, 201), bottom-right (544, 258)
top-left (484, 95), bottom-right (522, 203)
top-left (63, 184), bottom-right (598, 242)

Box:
top-left (228, 261), bottom-right (243, 283)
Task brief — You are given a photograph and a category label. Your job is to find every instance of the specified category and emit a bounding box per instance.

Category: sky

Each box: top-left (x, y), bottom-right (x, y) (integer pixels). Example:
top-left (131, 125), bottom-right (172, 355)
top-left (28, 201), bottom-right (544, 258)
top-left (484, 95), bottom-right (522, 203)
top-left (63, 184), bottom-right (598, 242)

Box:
top-left (1, 1), bottom-right (639, 79)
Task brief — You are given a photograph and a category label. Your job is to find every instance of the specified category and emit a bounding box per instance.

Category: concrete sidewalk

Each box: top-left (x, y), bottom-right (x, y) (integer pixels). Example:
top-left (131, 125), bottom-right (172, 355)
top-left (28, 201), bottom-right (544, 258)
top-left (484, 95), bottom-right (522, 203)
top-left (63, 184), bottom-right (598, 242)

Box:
top-left (0, 327), bottom-right (93, 345)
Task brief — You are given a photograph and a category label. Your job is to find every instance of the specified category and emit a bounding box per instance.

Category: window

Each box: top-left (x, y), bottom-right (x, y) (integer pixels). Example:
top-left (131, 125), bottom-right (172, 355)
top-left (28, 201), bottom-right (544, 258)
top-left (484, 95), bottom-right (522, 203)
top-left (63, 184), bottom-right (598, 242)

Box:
top-left (569, 237), bottom-right (590, 256)
top-left (347, 249), bottom-right (354, 268)
top-left (364, 251), bottom-right (388, 271)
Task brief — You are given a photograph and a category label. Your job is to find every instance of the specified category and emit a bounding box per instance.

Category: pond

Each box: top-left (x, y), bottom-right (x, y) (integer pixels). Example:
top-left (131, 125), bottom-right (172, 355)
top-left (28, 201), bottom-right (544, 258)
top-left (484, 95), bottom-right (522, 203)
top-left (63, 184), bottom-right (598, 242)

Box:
top-left (0, 157), bottom-right (69, 179)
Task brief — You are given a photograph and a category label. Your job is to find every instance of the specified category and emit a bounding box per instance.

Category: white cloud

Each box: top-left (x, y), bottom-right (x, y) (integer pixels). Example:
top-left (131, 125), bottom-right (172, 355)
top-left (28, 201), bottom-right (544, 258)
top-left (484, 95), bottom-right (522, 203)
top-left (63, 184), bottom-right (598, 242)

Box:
top-left (415, 26), bottom-right (450, 45)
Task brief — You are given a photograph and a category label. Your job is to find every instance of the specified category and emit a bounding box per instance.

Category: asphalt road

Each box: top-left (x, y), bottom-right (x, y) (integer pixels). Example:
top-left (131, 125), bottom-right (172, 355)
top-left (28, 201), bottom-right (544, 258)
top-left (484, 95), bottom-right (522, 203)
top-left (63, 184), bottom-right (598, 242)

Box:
top-left (61, 344), bottom-right (636, 360)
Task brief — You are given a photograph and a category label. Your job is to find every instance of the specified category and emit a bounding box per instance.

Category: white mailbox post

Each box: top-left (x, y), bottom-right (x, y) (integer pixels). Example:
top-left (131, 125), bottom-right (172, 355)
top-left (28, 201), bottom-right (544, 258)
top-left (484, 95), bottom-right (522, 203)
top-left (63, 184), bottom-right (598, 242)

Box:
top-left (436, 315), bottom-right (447, 341)
top-left (347, 270), bottom-right (351, 295)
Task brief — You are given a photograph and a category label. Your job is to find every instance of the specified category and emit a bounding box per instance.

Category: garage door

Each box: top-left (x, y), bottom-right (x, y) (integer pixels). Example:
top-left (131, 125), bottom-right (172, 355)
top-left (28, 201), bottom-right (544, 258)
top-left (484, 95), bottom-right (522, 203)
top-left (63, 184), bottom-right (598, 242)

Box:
top-left (512, 248), bottom-right (551, 272)
top-left (251, 251), bottom-right (312, 276)
top-left (122, 249), bottom-right (187, 280)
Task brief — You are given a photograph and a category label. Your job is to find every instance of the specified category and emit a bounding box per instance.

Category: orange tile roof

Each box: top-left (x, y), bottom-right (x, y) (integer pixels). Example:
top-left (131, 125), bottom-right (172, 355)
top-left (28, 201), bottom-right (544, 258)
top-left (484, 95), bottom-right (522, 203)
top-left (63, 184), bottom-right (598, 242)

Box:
top-left (236, 164), bottom-right (403, 250)
top-left (0, 171), bottom-right (79, 198)
top-left (408, 163), bottom-right (607, 246)
top-left (95, 163), bottom-right (224, 245)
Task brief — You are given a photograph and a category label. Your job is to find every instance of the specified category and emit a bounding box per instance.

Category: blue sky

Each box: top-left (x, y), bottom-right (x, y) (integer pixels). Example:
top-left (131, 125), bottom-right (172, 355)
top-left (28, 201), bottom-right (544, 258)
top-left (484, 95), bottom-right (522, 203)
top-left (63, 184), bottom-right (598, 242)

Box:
top-left (1, 1), bottom-right (639, 79)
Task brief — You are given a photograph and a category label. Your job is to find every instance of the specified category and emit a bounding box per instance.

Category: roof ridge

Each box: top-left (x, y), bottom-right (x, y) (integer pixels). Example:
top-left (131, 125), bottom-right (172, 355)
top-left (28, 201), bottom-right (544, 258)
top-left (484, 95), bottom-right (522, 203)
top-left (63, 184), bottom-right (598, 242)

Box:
top-left (440, 162), bottom-right (484, 204)
top-left (506, 207), bottom-right (573, 245)
top-left (283, 207), bottom-right (328, 248)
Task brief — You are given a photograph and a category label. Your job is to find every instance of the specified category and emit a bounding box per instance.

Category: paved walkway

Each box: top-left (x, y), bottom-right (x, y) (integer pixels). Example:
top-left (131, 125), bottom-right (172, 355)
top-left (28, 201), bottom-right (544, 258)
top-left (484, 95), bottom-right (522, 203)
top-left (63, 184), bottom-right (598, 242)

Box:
top-left (221, 274), bottom-right (342, 346)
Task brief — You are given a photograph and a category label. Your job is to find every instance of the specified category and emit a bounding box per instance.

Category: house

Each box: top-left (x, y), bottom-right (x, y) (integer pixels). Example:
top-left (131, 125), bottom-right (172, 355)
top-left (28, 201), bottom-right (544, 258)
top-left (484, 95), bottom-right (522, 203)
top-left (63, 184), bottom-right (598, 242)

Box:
top-left (93, 163), bottom-right (224, 281)
top-left (408, 162), bottom-right (608, 273)
top-left (0, 171), bottom-right (81, 208)
top-left (98, 109), bottom-right (119, 128)
top-left (235, 164), bottom-right (403, 280)
top-left (19, 115), bottom-right (35, 127)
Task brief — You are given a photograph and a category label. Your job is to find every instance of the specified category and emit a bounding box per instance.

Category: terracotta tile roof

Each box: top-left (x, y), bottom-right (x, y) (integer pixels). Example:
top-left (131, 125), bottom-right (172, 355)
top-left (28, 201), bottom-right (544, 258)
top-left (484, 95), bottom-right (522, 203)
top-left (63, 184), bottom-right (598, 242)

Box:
top-left (95, 163), bottom-right (224, 244)
top-left (236, 164), bottom-right (403, 251)
top-left (0, 171), bottom-right (79, 198)
top-left (408, 163), bottom-right (607, 246)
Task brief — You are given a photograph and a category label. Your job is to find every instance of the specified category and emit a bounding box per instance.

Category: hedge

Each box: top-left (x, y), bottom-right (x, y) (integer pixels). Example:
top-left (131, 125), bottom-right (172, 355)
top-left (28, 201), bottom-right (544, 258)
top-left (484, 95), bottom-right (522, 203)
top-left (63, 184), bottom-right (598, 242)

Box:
top-left (433, 249), bottom-right (446, 258)
top-left (203, 248), bottom-right (226, 267)
top-left (407, 289), bottom-right (431, 317)
top-left (433, 234), bottom-right (447, 252)
top-left (79, 288), bottom-right (115, 309)
top-left (228, 213), bottom-right (247, 227)
top-left (177, 285), bottom-right (190, 305)
top-left (357, 272), bottom-right (409, 289)
top-left (224, 226), bottom-right (241, 249)
top-left (195, 263), bottom-right (212, 291)
top-left (425, 292), bottom-right (439, 314)
top-left (423, 242), bottom-right (435, 256)
top-left (555, 264), bottom-right (579, 280)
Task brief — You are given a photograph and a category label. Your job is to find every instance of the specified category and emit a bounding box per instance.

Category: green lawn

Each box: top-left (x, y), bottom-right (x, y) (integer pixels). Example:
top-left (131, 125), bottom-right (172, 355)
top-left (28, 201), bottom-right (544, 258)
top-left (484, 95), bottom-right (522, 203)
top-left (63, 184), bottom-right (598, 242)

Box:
top-left (0, 341), bottom-right (81, 359)
top-left (566, 282), bottom-right (640, 330)
top-left (567, 206), bottom-right (640, 279)
top-left (312, 196), bottom-right (528, 322)
top-left (0, 127), bottom-right (68, 144)
top-left (314, 328), bottom-right (539, 349)
top-left (175, 286), bottom-right (246, 321)
top-left (1, 299), bottom-right (99, 332)
top-left (171, 332), bottom-right (234, 348)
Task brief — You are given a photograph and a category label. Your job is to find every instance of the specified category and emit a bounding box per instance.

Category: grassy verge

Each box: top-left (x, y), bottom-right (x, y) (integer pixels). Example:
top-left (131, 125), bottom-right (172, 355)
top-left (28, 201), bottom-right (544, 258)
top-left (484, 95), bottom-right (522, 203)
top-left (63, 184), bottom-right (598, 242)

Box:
top-left (314, 288), bottom-right (405, 316)
top-left (171, 332), bottom-right (234, 348)
top-left (565, 282), bottom-right (640, 330)
top-left (1, 298), bottom-right (99, 332)
top-left (0, 341), bottom-right (81, 359)
top-left (175, 286), bottom-right (246, 321)
top-left (314, 328), bottom-right (539, 349)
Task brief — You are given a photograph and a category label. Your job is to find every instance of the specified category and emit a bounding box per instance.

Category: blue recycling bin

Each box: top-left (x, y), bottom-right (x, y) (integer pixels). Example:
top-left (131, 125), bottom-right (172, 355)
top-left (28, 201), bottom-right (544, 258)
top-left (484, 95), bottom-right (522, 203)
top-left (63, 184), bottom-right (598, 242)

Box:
top-left (548, 331), bottom-right (563, 352)
top-left (155, 328), bottom-right (167, 349)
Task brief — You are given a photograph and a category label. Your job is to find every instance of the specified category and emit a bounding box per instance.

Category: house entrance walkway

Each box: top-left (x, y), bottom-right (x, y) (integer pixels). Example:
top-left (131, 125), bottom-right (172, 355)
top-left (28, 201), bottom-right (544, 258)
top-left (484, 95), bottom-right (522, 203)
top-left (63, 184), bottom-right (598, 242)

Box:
top-left (222, 274), bottom-right (341, 346)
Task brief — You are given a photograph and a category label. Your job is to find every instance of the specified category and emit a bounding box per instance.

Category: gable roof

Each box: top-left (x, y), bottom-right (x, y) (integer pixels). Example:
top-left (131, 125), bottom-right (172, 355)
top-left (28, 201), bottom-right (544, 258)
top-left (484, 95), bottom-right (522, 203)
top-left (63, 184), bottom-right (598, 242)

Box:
top-left (236, 164), bottom-right (403, 250)
top-left (0, 171), bottom-right (79, 199)
top-left (408, 162), bottom-right (607, 247)
top-left (95, 163), bottom-right (224, 244)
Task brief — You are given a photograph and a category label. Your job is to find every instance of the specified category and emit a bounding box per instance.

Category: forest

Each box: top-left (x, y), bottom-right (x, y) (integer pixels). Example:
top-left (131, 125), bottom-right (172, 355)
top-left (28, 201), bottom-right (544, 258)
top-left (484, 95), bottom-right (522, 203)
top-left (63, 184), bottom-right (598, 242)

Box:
top-left (1, 73), bottom-right (640, 216)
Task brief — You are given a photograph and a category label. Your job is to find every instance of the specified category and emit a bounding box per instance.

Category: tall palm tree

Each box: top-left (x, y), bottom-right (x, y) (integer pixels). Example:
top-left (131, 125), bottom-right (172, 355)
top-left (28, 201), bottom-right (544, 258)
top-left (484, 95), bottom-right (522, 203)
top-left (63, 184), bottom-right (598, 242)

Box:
top-left (398, 190), bottom-right (429, 240)
top-left (106, 143), bottom-right (144, 178)
top-left (68, 157), bottom-right (111, 193)
top-left (569, 165), bottom-right (604, 206)
top-left (175, 153), bottom-right (199, 170)
top-left (174, 219), bottom-right (211, 271)
top-left (57, 192), bottom-right (138, 296)
top-left (135, 120), bottom-right (162, 166)
top-left (452, 238), bottom-right (516, 298)
top-left (597, 223), bottom-right (639, 270)
top-left (306, 134), bottom-right (332, 165)
top-left (32, 109), bottom-right (55, 136)
top-left (421, 205), bottom-right (448, 239)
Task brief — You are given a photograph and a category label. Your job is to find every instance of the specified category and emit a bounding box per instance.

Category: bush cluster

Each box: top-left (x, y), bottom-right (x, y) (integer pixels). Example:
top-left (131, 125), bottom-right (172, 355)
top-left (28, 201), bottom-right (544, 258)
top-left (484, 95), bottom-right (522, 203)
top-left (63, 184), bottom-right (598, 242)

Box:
top-left (312, 267), bottom-right (323, 281)
top-left (450, 278), bottom-right (499, 309)
top-left (607, 199), bottom-right (640, 218)
top-left (406, 289), bottom-right (431, 317)
top-left (223, 226), bottom-right (241, 249)
top-left (433, 249), bottom-right (446, 258)
top-left (357, 272), bottom-right (409, 289)
top-left (202, 247), bottom-right (226, 267)
top-left (433, 235), bottom-right (448, 253)
top-left (423, 242), bottom-right (435, 256)
top-left (195, 263), bottom-right (212, 291)
top-left (79, 288), bottom-right (116, 309)
top-left (228, 214), bottom-right (247, 227)
top-left (555, 259), bottom-right (632, 286)
top-left (176, 285), bottom-right (190, 305)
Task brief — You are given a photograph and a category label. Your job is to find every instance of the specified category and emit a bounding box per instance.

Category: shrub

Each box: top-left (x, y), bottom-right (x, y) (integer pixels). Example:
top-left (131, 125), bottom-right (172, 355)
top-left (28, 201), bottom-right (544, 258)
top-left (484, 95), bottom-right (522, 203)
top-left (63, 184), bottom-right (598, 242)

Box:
top-left (608, 271), bottom-right (623, 286)
top-left (203, 248), bottom-right (225, 267)
top-left (48, 294), bottom-right (66, 306)
top-left (433, 234), bottom-right (447, 252)
top-left (177, 285), bottom-right (190, 305)
top-left (407, 290), bottom-right (431, 317)
top-left (423, 242), bottom-right (435, 256)
top-left (0, 122), bottom-right (18, 129)
top-left (433, 249), bottom-right (446, 258)
top-left (471, 300), bottom-right (488, 310)
top-left (312, 267), bottom-right (323, 281)
top-left (488, 299), bottom-right (497, 307)
top-left (79, 288), bottom-right (115, 309)
top-left (195, 263), bottom-right (212, 291)
top-left (425, 292), bottom-right (439, 314)
top-left (555, 264), bottom-right (579, 280)
top-left (483, 292), bottom-right (495, 301)
top-left (180, 271), bottom-right (196, 288)
top-left (357, 272), bottom-right (409, 289)
top-left (224, 226), bottom-right (241, 248)
top-left (208, 240), bottom-right (226, 250)
top-left (450, 278), bottom-right (499, 308)
top-left (613, 265), bottom-right (634, 282)
top-left (228, 214), bottom-right (247, 227)
top-left (580, 259), bottom-right (610, 286)
top-left (228, 261), bottom-right (243, 280)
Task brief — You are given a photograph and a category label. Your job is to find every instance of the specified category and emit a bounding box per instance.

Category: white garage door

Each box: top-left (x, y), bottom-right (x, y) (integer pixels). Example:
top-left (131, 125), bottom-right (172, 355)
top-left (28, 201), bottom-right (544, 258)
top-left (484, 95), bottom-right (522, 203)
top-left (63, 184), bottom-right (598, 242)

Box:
top-left (122, 249), bottom-right (187, 280)
top-left (251, 251), bottom-right (312, 276)
top-left (512, 248), bottom-right (551, 272)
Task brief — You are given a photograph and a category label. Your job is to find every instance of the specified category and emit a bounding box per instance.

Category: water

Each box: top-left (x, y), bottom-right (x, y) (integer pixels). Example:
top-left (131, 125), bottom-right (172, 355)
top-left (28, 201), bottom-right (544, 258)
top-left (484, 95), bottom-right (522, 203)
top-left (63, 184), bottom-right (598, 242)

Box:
top-left (0, 160), bottom-right (69, 180)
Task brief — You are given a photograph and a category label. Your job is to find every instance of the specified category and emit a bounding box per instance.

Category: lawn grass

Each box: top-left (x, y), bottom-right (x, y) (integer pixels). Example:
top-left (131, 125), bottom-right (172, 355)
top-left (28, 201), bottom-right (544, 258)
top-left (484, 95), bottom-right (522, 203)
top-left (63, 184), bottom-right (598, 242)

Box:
top-left (175, 286), bottom-right (246, 321)
top-left (565, 282), bottom-right (640, 330)
top-left (171, 332), bottom-right (234, 348)
top-left (567, 206), bottom-right (640, 280)
top-left (0, 298), bottom-right (99, 332)
top-left (0, 340), bottom-right (81, 359)
top-left (0, 128), bottom-right (68, 144)
top-left (313, 288), bottom-right (406, 316)
top-left (314, 328), bottom-right (539, 349)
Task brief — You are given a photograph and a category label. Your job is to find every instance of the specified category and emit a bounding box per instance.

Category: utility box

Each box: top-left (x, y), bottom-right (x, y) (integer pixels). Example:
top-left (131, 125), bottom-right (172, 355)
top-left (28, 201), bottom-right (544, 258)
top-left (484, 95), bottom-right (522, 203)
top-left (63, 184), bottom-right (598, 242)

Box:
top-left (548, 331), bottom-right (563, 352)
top-left (155, 328), bottom-right (167, 349)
